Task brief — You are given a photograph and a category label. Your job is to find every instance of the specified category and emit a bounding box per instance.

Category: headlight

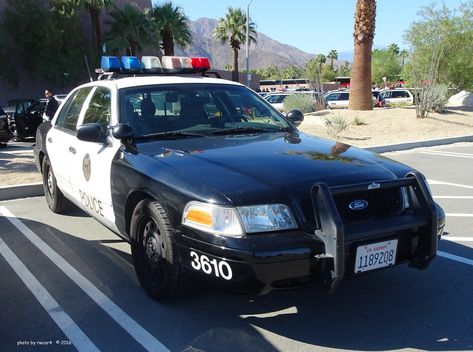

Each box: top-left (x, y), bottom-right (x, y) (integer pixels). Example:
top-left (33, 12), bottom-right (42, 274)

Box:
top-left (237, 204), bottom-right (297, 233)
top-left (182, 202), bottom-right (298, 237)
top-left (182, 202), bottom-right (244, 237)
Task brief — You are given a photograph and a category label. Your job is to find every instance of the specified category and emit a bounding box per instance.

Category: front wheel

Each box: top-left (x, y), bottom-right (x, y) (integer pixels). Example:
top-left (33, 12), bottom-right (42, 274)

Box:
top-left (130, 199), bottom-right (193, 300)
top-left (42, 155), bottom-right (71, 213)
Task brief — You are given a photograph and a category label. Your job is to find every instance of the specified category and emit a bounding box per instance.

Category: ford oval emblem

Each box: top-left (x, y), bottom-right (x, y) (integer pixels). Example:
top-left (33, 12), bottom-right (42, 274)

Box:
top-left (348, 199), bottom-right (369, 211)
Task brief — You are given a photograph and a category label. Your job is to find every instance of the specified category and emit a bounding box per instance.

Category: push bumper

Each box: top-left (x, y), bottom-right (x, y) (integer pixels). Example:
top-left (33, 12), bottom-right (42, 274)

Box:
top-left (176, 172), bottom-right (442, 295)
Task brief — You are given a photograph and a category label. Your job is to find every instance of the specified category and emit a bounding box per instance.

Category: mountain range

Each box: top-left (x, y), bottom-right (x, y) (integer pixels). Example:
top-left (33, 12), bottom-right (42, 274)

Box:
top-left (175, 18), bottom-right (348, 70)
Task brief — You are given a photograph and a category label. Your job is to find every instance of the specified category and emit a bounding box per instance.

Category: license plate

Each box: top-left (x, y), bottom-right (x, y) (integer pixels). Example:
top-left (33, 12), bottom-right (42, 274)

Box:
top-left (354, 239), bottom-right (398, 273)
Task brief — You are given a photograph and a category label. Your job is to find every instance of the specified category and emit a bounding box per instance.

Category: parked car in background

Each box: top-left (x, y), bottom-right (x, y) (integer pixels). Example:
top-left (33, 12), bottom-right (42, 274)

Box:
top-left (324, 91), bottom-right (381, 109)
top-left (380, 89), bottom-right (414, 106)
top-left (2, 98), bottom-right (36, 141)
top-left (264, 93), bottom-right (292, 111)
top-left (324, 91), bottom-right (350, 108)
top-left (6, 95), bottom-right (66, 141)
top-left (0, 107), bottom-right (12, 147)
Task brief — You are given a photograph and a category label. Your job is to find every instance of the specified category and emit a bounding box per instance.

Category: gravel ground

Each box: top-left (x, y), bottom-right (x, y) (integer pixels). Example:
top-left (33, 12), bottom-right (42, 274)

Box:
top-left (1, 106), bottom-right (472, 188)
top-left (299, 106), bottom-right (473, 148)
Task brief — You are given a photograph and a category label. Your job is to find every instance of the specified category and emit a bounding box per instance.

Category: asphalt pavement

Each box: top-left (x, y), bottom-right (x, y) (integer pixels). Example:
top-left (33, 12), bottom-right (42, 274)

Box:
top-left (0, 143), bottom-right (472, 351)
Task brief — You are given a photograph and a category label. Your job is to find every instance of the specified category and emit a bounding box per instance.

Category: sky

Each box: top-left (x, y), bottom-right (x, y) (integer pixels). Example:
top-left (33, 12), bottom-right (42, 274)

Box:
top-left (152, 0), bottom-right (465, 56)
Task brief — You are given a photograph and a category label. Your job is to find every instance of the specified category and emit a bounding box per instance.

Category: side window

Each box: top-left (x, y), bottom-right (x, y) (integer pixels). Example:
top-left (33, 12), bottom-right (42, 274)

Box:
top-left (82, 87), bottom-right (112, 133)
top-left (56, 87), bottom-right (92, 132)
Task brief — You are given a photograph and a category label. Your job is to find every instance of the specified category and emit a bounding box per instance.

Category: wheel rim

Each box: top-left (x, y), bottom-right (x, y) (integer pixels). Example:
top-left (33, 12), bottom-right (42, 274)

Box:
top-left (140, 218), bottom-right (166, 283)
top-left (46, 167), bottom-right (54, 197)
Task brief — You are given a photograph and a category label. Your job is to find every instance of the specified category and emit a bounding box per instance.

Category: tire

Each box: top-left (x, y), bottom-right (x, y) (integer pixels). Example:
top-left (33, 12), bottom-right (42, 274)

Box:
top-left (42, 155), bottom-right (71, 213)
top-left (131, 199), bottom-right (193, 300)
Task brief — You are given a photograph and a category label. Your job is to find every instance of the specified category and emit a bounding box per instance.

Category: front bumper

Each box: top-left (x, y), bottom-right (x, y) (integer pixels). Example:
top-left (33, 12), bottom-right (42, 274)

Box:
top-left (176, 172), bottom-right (443, 295)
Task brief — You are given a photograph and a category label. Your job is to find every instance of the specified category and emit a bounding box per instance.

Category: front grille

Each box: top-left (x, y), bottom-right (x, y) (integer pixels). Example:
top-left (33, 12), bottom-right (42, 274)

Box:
top-left (301, 187), bottom-right (403, 225)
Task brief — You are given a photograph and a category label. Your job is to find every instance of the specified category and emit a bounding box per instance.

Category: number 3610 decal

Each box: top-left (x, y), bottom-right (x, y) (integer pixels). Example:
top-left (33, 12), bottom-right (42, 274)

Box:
top-left (190, 251), bottom-right (233, 280)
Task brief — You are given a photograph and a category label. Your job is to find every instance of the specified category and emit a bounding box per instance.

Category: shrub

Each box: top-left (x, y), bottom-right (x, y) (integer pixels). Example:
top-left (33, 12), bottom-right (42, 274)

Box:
top-left (352, 116), bottom-right (366, 126)
top-left (283, 93), bottom-right (316, 113)
top-left (325, 115), bottom-right (349, 138)
top-left (429, 84), bottom-right (449, 113)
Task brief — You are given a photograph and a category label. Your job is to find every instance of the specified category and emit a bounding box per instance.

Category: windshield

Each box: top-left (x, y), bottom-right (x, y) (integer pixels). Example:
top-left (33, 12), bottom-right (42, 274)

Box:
top-left (119, 84), bottom-right (292, 138)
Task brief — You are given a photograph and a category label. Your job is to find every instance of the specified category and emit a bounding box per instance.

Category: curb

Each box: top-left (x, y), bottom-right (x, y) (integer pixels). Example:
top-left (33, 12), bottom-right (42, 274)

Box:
top-left (1, 135), bottom-right (473, 201)
top-left (365, 135), bottom-right (473, 154)
top-left (0, 183), bottom-right (44, 201)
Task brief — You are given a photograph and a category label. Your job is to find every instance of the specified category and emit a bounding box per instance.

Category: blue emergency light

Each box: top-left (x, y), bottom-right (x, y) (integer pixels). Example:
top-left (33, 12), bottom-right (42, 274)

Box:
top-left (121, 56), bottom-right (141, 72)
top-left (101, 56), bottom-right (120, 72)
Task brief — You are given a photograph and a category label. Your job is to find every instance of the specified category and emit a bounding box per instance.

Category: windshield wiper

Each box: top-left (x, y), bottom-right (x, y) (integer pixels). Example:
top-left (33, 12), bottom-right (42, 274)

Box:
top-left (209, 126), bottom-right (284, 135)
top-left (136, 131), bottom-right (206, 140)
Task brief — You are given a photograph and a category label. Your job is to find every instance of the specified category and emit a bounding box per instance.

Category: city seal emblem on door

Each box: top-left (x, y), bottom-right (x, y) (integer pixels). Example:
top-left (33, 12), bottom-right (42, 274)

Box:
top-left (348, 199), bottom-right (369, 211)
top-left (83, 153), bottom-right (91, 181)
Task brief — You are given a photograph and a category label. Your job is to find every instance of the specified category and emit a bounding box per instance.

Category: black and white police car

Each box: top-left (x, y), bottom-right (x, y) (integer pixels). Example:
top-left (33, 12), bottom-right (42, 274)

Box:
top-left (35, 55), bottom-right (445, 300)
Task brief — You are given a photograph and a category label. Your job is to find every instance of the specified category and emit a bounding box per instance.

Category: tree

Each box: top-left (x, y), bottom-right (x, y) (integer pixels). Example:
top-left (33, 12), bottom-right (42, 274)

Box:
top-left (349, 0), bottom-right (377, 110)
top-left (399, 49), bottom-right (409, 66)
top-left (0, 0), bottom-right (88, 86)
top-left (321, 65), bottom-right (337, 82)
top-left (105, 4), bottom-right (154, 56)
top-left (81, 0), bottom-right (112, 53)
top-left (371, 48), bottom-right (402, 85)
top-left (327, 49), bottom-right (338, 69)
top-left (314, 54), bottom-right (326, 69)
top-left (387, 43), bottom-right (400, 55)
top-left (150, 2), bottom-right (191, 56)
top-left (281, 65), bottom-right (303, 79)
top-left (213, 7), bottom-right (257, 82)
top-left (404, 4), bottom-right (461, 117)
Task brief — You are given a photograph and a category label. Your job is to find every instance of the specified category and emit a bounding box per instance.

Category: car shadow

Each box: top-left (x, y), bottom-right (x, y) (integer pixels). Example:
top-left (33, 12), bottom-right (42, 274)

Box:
top-left (3, 215), bottom-right (473, 351)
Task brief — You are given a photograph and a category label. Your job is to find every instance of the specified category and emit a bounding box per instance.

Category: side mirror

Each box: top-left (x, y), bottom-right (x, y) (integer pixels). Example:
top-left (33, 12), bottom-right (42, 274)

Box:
top-left (286, 109), bottom-right (304, 127)
top-left (77, 123), bottom-right (106, 143)
top-left (112, 123), bottom-right (134, 140)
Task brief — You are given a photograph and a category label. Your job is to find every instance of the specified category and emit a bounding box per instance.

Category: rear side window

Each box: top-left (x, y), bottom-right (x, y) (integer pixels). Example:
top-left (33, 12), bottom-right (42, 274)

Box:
top-left (56, 87), bottom-right (92, 132)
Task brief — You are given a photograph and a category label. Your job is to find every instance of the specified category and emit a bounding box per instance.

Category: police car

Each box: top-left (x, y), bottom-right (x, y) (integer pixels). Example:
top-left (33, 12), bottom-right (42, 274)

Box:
top-left (34, 55), bottom-right (445, 300)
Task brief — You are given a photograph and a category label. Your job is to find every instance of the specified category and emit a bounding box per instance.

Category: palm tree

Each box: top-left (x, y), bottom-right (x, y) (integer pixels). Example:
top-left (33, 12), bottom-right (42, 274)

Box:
top-left (213, 7), bottom-right (257, 82)
top-left (81, 0), bottom-right (112, 53)
top-left (399, 49), bottom-right (409, 66)
top-left (327, 49), bottom-right (338, 69)
top-left (150, 2), bottom-right (192, 56)
top-left (349, 0), bottom-right (377, 110)
top-left (388, 43), bottom-right (400, 55)
top-left (315, 54), bottom-right (327, 68)
top-left (105, 4), bottom-right (154, 56)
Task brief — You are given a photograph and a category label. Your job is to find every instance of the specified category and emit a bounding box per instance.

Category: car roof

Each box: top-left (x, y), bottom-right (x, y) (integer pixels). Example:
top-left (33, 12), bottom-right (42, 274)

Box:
top-left (76, 75), bottom-right (243, 91)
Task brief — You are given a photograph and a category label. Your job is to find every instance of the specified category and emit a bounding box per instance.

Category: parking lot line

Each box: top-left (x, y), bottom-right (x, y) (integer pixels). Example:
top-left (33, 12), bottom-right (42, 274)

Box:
top-left (0, 206), bottom-right (170, 352)
top-left (442, 237), bottom-right (473, 242)
top-left (438, 251), bottom-right (473, 267)
top-left (0, 237), bottom-right (100, 352)
top-left (445, 213), bottom-right (473, 217)
top-left (427, 180), bottom-right (473, 190)
top-left (421, 151), bottom-right (473, 159)
top-left (434, 196), bottom-right (473, 199)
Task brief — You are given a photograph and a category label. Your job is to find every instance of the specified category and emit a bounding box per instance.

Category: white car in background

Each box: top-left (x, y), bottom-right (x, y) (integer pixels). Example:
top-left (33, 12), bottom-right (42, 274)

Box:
top-left (380, 89), bottom-right (414, 106)
top-left (324, 91), bottom-right (350, 108)
top-left (264, 93), bottom-right (292, 111)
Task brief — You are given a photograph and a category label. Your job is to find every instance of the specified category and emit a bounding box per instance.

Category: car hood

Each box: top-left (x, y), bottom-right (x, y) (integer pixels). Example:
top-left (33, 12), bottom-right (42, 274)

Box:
top-left (137, 132), bottom-right (413, 205)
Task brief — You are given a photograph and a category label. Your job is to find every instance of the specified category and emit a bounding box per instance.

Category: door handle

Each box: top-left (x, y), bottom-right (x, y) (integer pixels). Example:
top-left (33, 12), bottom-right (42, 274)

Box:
top-left (69, 146), bottom-right (76, 155)
top-left (47, 137), bottom-right (52, 143)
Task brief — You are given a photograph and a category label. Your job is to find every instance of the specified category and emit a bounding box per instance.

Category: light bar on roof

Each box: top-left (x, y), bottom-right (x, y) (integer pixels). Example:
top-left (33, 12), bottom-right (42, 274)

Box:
top-left (99, 55), bottom-right (211, 75)
top-left (121, 56), bottom-right (141, 72)
top-left (101, 56), bottom-right (120, 72)
top-left (161, 56), bottom-right (193, 73)
top-left (191, 57), bottom-right (211, 72)
top-left (141, 56), bottom-right (162, 73)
